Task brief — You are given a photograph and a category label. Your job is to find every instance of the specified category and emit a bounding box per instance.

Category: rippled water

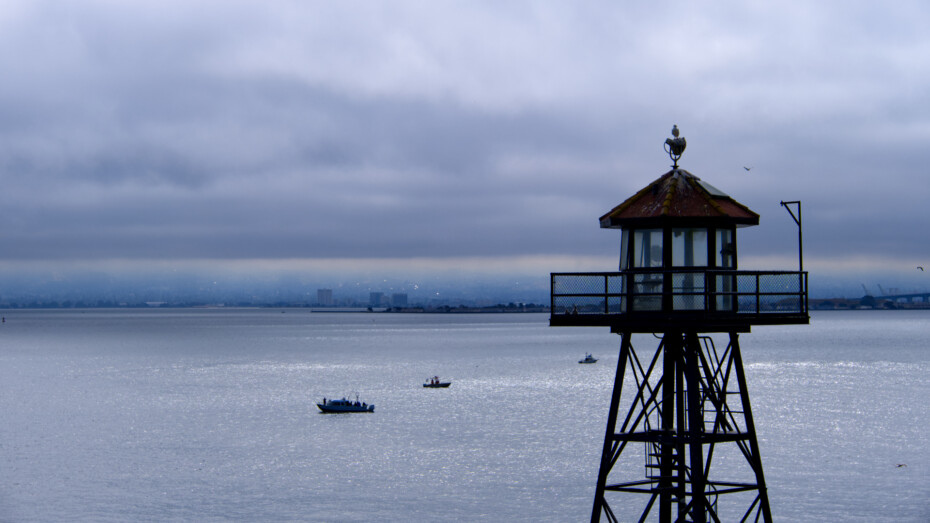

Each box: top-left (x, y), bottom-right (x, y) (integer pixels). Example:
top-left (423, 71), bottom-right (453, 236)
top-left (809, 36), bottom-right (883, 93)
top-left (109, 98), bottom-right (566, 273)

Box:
top-left (0, 309), bottom-right (928, 521)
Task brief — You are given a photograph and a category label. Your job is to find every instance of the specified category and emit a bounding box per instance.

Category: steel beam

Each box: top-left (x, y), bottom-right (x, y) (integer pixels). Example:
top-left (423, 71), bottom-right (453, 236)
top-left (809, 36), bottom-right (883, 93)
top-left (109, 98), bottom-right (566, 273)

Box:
top-left (591, 332), bottom-right (772, 523)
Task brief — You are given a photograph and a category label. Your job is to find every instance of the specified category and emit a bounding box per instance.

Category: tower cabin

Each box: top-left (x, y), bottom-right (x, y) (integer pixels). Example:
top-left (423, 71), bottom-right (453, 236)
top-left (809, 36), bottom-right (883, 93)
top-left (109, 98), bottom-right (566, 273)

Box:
top-left (550, 157), bottom-right (808, 332)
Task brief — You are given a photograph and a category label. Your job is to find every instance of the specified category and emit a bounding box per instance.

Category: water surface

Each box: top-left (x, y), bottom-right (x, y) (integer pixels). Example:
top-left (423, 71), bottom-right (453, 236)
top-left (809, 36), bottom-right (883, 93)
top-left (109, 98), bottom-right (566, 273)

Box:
top-left (0, 309), bottom-right (927, 521)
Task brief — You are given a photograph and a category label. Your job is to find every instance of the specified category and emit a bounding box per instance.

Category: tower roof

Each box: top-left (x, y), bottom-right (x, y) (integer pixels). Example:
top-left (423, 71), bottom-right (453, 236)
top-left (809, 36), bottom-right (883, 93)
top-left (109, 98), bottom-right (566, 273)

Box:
top-left (599, 168), bottom-right (759, 229)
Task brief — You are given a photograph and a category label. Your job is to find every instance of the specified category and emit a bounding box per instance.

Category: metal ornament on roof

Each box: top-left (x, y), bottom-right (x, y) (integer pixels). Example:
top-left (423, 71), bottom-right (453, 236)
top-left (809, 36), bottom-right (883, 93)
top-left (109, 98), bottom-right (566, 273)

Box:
top-left (664, 124), bottom-right (687, 168)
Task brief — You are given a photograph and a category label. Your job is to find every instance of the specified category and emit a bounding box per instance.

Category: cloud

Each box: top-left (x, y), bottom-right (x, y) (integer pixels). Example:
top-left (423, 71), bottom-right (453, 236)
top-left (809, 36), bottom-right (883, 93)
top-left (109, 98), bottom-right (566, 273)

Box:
top-left (0, 0), bottom-right (927, 299)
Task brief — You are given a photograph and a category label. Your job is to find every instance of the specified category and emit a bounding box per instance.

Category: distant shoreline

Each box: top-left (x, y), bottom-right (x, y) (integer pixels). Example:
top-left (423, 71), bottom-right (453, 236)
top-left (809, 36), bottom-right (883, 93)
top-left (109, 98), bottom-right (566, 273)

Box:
top-left (810, 298), bottom-right (930, 310)
top-left (3, 298), bottom-right (928, 312)
top-left (0, 304), bottom-right (552, 313)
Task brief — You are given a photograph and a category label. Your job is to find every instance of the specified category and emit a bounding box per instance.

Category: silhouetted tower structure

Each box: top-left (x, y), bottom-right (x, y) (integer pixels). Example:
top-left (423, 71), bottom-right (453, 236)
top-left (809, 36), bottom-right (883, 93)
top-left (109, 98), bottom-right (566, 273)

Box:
top-left (550, 128), bottom-right (808, 522)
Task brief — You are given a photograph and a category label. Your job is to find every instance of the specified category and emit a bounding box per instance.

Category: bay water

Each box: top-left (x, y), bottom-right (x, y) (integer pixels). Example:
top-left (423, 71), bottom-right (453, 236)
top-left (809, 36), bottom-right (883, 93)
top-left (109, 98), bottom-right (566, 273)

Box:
top-left (1, 309), bottom-right (928, 521)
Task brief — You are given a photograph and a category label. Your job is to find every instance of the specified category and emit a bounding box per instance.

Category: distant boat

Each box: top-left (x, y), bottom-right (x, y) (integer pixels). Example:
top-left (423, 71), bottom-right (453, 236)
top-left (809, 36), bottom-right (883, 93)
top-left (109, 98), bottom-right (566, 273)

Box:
top-left (579, 353), bottom-right (597, 364)
top-left (423, 376), bottom-right (451, 388)
top-left (317, 395), bottom-right (374, 413)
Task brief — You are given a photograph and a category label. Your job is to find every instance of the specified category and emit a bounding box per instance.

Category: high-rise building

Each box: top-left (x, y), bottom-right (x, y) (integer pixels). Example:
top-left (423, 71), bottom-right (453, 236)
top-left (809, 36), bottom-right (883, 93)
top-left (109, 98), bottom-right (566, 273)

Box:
top-left (317, 289), bottom-right (333, 306)
top-left (369, 292), bottom-right (384, 307)
top-left (391, 293), bottom-right (408, 307)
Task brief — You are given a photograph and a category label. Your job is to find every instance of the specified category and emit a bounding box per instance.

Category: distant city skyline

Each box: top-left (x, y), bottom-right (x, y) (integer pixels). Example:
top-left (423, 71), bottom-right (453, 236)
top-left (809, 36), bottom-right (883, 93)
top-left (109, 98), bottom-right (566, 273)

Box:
top-left (0, 265), bottom-right (923, 309)
top-left (0, 270), bottom-right (552, 308)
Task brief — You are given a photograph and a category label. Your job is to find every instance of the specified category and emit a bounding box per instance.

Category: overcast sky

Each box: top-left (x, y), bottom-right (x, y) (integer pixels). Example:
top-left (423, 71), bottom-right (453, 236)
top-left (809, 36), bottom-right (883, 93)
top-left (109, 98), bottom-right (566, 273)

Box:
top-left (1, 1), bottom-right (929, 295)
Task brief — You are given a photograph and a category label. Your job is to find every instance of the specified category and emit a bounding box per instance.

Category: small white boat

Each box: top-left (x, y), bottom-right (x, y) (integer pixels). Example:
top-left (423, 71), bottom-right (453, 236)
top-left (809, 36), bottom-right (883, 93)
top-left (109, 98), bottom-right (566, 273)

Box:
top-left (579, 353), bottom-right (597, 364)
top-left (423, 376), bottom-right (451, 388)
top-left (317, 395), bottom-right (374, 413)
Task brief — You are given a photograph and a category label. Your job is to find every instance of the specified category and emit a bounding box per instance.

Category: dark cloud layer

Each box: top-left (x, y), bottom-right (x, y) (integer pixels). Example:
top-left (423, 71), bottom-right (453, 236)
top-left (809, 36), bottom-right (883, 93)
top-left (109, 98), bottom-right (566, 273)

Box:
top-left (1, 1), bottom-right (930, 296)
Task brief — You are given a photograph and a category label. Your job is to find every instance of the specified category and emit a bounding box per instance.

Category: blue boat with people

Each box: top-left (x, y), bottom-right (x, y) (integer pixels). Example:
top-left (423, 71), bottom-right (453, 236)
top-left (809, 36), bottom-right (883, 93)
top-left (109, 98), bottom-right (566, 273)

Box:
top-left (317, 394), bottom-right (374, 413)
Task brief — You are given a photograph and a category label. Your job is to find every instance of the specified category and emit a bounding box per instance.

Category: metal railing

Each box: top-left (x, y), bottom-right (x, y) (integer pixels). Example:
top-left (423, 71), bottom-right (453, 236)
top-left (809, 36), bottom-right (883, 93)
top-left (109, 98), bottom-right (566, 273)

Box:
top-left (551, 270), bottom-right (808, 317)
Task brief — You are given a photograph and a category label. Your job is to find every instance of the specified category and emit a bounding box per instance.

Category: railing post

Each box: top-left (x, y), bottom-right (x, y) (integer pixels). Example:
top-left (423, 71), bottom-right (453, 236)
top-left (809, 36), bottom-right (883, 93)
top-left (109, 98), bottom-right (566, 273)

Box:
top-left (662, 271), bottom-right (673, 312)
top-left (801, 272), bottom-right (808, 314)
top-left (705, 271), bottom-right (712, 313)
top-left (625, 272), bottom-right (633, 313)
top-left (799, 272), bottom-right (805, 314)
top-left (550, 273), bottom-right (556, 314)
top-left (603, 274), bottom-right (609, 314)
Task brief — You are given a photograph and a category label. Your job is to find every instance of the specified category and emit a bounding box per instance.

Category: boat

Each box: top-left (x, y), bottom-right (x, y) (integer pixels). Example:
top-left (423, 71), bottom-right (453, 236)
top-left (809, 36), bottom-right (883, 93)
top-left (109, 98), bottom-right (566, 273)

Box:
top-left (423, 376), bottom-right (451, 388)
top-left (579, 353), bottom-right (597, 364)
top-left (317, 395), bottom-right (374, 413)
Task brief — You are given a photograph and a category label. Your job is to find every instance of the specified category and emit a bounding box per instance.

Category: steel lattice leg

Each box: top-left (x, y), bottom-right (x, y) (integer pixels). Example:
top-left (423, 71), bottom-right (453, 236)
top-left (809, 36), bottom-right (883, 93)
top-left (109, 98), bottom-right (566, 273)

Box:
top-left (591, 331), bottom-right (772, 523)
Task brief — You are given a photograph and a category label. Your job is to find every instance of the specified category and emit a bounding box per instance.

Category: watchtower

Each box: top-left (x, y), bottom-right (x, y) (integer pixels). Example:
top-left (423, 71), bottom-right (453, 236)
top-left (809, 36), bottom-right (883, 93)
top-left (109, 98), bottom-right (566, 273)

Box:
top-left (551, 127), bottom-right (808, 522)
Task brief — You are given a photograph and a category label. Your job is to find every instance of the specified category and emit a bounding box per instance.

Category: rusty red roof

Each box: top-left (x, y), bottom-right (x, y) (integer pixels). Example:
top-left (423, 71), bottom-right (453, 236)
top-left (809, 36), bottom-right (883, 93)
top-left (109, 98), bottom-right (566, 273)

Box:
top-left (599, 169), bottom-right (759, 228)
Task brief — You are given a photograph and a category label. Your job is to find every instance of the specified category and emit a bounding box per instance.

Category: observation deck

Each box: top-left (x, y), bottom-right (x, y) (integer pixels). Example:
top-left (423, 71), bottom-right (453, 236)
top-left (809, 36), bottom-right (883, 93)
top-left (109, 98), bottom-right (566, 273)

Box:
top-left (550, 269), bottom-right (809, 332)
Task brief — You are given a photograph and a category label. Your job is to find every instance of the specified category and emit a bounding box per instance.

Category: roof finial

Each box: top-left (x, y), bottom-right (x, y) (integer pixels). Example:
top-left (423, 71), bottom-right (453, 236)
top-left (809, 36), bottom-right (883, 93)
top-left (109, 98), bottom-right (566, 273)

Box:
top-left (665, 125), bottom-right (687, 168)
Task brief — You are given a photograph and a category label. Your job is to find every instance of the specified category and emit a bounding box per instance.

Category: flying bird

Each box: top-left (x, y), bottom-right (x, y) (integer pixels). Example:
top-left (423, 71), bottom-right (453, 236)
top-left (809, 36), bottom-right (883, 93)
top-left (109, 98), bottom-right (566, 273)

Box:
top-left (918, 266), bottom-right (924, 271)
top-left (743, 166), bottom-right (752, 171)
